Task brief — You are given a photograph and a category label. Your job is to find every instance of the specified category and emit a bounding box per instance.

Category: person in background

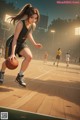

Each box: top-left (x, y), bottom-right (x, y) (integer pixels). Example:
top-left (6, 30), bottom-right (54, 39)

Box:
top-left (66, 52), bottom-right (70, 68)
top-left (53, 48), bottom-right (62, 67)
top-left (43, 51), bottom-right (48, 64)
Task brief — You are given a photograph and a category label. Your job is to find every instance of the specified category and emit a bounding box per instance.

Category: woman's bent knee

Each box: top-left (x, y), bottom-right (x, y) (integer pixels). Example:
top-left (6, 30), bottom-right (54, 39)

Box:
top-left (26, 54), bottom-right (33, 61)
top-left (28, 55), bottom-right (33, 60)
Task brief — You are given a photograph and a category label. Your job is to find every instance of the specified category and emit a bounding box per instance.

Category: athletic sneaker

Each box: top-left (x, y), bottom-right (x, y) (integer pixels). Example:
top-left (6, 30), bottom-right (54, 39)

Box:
top-left (16, 74), bottom-right (26, 87)
top-left (0, 71), bottom-right (4, 84)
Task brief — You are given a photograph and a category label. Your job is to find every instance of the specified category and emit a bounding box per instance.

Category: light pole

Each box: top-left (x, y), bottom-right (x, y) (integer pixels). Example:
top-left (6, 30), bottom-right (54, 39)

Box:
top-left (51, 30), bottom-right (55, 49)
top-left (1, 14), bottom-right (11, 42)
top-left (51, 30), bottom-right (55, 40)
top-left (74, 27), bottom-right (80, 58)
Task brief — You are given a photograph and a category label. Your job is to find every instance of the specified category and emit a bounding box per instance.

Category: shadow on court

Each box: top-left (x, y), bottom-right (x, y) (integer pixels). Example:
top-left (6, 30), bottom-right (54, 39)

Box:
top-left (0, 74), bottom-right (80, 107)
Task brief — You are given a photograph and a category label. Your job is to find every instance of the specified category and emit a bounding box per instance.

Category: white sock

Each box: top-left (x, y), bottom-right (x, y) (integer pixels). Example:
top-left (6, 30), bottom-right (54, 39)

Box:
top-left (19, 71), bottom-right (24, 76)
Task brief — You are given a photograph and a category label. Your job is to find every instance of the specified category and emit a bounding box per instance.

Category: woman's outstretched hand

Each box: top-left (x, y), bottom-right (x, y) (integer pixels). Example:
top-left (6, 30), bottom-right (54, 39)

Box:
top-left (35, 43), bottom-right (43, 48)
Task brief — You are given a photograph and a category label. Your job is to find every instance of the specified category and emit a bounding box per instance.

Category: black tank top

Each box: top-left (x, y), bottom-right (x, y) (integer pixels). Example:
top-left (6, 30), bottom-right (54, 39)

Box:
top-left (17, 20), bottom-right (32, 44)
top-left (6, 20), bottom-right (32, 46)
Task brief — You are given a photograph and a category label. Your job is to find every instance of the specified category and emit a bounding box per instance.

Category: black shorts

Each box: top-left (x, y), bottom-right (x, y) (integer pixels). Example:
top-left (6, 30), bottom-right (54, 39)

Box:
top-left (56, 55), bottom-right (60, 60)
top-left (5, 35), bottom-right (28, 59)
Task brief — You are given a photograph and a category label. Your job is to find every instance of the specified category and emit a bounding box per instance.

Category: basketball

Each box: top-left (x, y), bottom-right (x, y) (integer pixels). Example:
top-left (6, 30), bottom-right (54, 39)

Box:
top-left (5, 58), bottom-right (19, 70)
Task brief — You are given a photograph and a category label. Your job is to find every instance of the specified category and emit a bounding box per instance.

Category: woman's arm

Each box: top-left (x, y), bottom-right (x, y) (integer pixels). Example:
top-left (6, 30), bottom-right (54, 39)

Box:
top-left (10, 21), bottom-right (23, 58)
top-left (27, 32), bottom-right (37, 46)
top-left (27, 32), bottom-right (42, 48)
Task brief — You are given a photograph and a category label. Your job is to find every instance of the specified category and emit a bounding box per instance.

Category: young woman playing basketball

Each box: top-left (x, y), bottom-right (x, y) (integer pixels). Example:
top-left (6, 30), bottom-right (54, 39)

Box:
top-left (0, 3), bottom-right (42, 87)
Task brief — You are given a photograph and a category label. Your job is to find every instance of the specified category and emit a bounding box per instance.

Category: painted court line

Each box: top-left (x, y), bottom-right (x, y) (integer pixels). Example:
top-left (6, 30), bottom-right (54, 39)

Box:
top-left (34, 69), bottom-right (53, 79)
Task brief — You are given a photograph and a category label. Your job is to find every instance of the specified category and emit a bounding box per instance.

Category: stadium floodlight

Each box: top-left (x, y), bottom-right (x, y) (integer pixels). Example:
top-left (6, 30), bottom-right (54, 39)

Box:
top-left (51, 30), bottom-right (55, 33)
top-left (5, 14), bottom-right (11, 23)
top-left (51, 30), bottom-right (55, 42)
top-left (75, 27), bottom-right (80, 35)
top-left (1, 14), bottom-right (12, 42)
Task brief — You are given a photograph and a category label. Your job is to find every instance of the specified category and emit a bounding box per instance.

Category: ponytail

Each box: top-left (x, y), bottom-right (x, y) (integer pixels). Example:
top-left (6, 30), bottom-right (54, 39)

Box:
top-left (10, 3), bottom-right (32, 24)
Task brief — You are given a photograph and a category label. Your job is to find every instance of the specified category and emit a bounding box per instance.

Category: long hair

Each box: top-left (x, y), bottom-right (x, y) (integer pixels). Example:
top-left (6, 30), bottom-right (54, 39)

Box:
top-left (10, 3), bottom-right (40, 24)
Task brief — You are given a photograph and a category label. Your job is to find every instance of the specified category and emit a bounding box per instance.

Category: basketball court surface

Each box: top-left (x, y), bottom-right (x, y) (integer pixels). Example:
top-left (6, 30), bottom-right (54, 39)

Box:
top-left (0, 58), bottom-right (80, 120)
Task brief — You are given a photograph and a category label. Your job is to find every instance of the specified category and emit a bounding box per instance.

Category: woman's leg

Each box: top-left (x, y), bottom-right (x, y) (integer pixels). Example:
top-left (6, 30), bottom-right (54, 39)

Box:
top-left (1, 61), bottom-right (7, 72)
top-left (56, 59), bottom-right (59, 67)
top-left (16, 47), bottom-right (32, 87)
top-left (0, 61), bottom-right (7, 83)
top-left (19, 47), bottom-right (33, 73)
